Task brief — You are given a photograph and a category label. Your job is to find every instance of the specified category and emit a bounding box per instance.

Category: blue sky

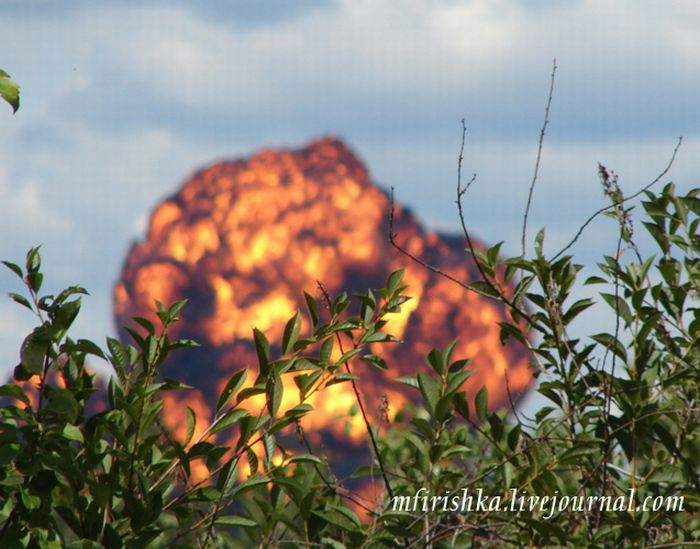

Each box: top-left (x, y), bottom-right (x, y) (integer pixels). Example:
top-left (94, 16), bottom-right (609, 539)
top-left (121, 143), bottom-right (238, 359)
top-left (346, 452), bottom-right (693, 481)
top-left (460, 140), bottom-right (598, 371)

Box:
top-left (1, 0), bottom-right (698, 384)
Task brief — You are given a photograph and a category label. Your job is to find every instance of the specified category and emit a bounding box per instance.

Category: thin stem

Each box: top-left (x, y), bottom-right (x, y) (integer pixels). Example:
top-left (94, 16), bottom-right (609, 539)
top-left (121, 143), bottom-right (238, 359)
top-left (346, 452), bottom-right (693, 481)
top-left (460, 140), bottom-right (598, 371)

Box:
top-left (521, 58), bottom-right (557, 256)
top-left (552, 136), bottom-right (682, 262)
top-left (316, 281), bottom-right (395, 500)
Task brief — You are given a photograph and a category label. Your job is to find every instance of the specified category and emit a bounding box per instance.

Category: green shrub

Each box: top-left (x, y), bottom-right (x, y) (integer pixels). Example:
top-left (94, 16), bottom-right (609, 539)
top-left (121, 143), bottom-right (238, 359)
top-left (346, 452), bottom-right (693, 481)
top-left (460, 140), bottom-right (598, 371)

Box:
top-left (1, 180), bottom-right (699, 548)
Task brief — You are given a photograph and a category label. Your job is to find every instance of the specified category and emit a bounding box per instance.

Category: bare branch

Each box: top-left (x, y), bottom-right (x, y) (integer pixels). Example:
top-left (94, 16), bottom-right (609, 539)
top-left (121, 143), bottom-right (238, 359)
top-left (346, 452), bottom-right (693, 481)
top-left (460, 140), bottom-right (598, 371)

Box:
top-left (389, 186), bottom-right (475, 295)
top-left (552, 136), bottom-right (682, 261)
top-left (521, 58), bottom-right (557, 256)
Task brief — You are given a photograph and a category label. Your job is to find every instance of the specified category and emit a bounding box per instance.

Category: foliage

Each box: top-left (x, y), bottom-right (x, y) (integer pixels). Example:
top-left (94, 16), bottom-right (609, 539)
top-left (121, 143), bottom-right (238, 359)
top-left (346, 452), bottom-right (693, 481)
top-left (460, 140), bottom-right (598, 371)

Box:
top-left (0, 69), bottom-right (20, 113)
top-left (1, 181), bottom-right (699, 548)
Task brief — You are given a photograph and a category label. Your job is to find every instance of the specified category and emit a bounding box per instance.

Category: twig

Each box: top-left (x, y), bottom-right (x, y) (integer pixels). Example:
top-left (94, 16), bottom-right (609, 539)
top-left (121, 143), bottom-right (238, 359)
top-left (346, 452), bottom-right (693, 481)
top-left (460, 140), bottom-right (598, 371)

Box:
top-left (316, 281), bottom-right (395, 500)
top-left (389, 123), bottom-right (544, 426)
top-left (551, 136), bottom-right (682, 262)
top-left (452, 122), bottom-right (540, 331)
top-left (294, 420), bottom-right (374, 514)
top-left (388, 188), bottom-right (471, 293)
top-left (455, 120), bottom-right (532, 427)
top-left (640, 543), bottom-right (700, 549)
top-left (521, 58), bottom-right (557, 256)
top-left (596, 231), bottom-right (624, 530)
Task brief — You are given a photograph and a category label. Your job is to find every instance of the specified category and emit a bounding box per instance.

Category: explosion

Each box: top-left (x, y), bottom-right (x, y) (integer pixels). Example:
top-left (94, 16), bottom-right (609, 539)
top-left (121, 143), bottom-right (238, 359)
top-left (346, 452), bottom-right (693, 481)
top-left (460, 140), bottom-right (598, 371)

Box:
top-left (113, 137), bottom-right (532, 460)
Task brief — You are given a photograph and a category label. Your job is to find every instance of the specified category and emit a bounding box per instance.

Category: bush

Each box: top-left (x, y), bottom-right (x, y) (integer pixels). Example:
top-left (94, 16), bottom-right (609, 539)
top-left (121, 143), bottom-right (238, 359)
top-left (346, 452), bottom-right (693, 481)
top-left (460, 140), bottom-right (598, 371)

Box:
top-left (1, 180), bottom-right (699, 547)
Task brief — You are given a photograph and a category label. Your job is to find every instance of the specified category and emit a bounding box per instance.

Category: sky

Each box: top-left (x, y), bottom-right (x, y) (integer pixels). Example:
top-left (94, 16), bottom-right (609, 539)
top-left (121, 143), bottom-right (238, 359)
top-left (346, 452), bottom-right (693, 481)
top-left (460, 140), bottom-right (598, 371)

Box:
top-left (1, 1), bottom-right (698, 400)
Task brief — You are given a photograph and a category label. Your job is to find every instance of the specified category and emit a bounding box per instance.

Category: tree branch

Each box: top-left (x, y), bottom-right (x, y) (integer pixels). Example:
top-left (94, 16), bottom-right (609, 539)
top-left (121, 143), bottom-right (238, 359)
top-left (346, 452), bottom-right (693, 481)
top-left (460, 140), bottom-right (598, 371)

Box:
top-left (521, 58), bottom-right (557, 256)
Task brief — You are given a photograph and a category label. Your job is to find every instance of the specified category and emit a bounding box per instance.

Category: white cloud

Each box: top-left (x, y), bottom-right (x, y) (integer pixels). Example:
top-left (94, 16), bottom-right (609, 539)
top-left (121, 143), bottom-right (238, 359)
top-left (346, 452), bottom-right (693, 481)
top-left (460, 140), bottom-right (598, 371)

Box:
top-left (0, 0), bottom-right (698, 375)
top-left (0, 168), bottom-right (70, 236)
top-left (47, 0), bottom-right (696, 123)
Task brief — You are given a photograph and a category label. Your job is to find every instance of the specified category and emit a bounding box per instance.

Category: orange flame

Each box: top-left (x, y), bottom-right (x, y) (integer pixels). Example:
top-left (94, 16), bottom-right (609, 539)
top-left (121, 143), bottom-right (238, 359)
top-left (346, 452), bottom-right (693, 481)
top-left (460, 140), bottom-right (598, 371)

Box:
top-left (113, 137), bottom-right (533, 477)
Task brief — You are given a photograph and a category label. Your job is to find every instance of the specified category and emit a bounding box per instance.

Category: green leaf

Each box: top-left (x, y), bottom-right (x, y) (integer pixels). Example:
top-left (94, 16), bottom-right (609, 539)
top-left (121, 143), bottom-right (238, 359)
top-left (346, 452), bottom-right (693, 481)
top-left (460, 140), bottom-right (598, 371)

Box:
top-left (167, 337), bottom-right (199, 351)
top-left (284, 403), bottom-right (313, 419)
top-left (216, 368), bottom-right (247, 413)
top-left (448, 359), bottom-right (471, 374)
top-left (325, 372), bottom-right (357, 387)
top-left (61, 423), bottom-right (84, 443)
top-left (133, 316), bottom-right (155, 335)
top-left (246, 448), bottom-right (259, 475)
top-left (125, 327), bottom-right (145, 348)
top-left (498, 321), bottom-right (527, 345)
top-left (475, 385), bottom-right (488, 421)
top-left (281, 311), bottom-right (301, 355)
top-left (488, 412), bottom-right (504, 441)
top-left (231, 476), bottom-right (270, 498)
top-left (319, 337), bottom-right (334, 366)
top-left (591, 333), bottom-right (627, 362)
top-left (363, 353), bottom-right (388, 371)
top-left (331, 292), bottom-right (350, 316)
top-left (467, 280), bottom-right (500, 298)
top-left (417, 371), bottom-right (440, 415)
top-left (44, 388), bottom-right (79, 423)
top-left (210, 409), bottom-right (249, 436)
top-left (445, 370), bottom-right (472, 395)
top-left (0, 70), bottom-right (20, 113)
top-left (487, 241), bottom-right (504, 265)
top-left (263, 433), bottom-right (275, 462)
top-left (600, 293), bottom-right (632, 325)
top-left (364, 331), bottom-right (398, 343)
top-left (304, 291), bottom-right (319, 326)
top-left (26, 272), bottom-right (43, 294)
top-left (396, 375), bottom-right (418, 390)
top-left (1, 260), bottom-right (23, 279)
top-left (320, 537), bottom-right (347, 549)
top-left (266, 371), bottom-right (283, 416)
top-left (20, 330), bottom-right (48, 375)
top-left (294, 370), bottom-right (322, 397)
top-left (386, 295), bottom-right (410, 314)
top-left (54, 299), bottom-right (82, 331)
top-left (64, 338), bottom-right (105, 359)
top-left (185, 406), bottom-right (196, 446)
top-left (386, 269), bottom-right (405, 295)
top-left (534, 406), bottom-right (555, 423)
top-left (166, 299), bottom-right (187, 321)
top-left (288, 455), bottom-right (323, 465)
top-left (107, 337), bottom-right (127, 382)
top-left (453, 392), bottom-right (470, 420)
top-left (26, 246), bottom-right (41, 273)
top-left (562, 298), bottom-right (595, 324)
top-left (648, 464), bottom-right (688, 484)
top-left (215, 458), bottom-right (239, 494)
top-left (314, 507), bottom-right (361, 532)
top-left (0, 383), bottom-right (30, 404)
top-left (8, 292), bottom-right (32, 311)
top-left (20, 489), bottom-right (40, 511)
top-left (253, 327), bottom-right (270, 375)
top-left (507, 424), bottom-right (521, 451)
top-left (426, 348), bottom-right (444, 374)
top-left (18, 357), bottom-right (49, 388)
top-left (54, 285), bottom-right (89, 305)
top-left (334, 348), bottom-right (361, 366)
top-left (215, 516), bottom-right (258, 528)
top-left (144, 335), bottom-right (158, 365)
top-left (534, 227), bottom-right (545, 257)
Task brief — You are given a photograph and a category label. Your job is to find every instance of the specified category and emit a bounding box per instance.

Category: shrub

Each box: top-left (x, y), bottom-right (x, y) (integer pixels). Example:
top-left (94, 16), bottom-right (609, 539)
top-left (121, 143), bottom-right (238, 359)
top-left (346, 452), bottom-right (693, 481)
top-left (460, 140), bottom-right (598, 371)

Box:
top-left (1, 180), bottom-right (698, 547)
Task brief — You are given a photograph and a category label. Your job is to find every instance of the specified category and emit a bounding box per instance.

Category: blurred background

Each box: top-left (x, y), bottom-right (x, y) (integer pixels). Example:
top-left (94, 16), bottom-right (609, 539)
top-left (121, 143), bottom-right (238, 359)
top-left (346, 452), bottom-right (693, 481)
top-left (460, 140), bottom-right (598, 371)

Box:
top-left (1, 1), bottom-right (698, 406)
